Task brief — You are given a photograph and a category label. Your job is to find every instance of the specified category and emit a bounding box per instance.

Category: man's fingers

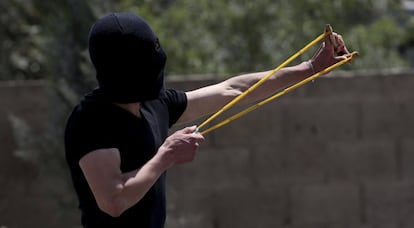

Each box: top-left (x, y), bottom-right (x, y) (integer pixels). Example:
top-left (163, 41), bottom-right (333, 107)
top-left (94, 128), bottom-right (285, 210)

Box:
top-left (324, 30), bottom-right (351, 56)
top-left (323, 33), bottom-right (335, 52)
top-left (182, 126), bottom-right (205, 142)
top-left (334, 34), bottom-right (351, 56)
top-left (335, 55), bottom-right (348, 62)
top-left (182, 125), bottom-right (198, 134)
top-left (334, 52), bottom-right (354, 64)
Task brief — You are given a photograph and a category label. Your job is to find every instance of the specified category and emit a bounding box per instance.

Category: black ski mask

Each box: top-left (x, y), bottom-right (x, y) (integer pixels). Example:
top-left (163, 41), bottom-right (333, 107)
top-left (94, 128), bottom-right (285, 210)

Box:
top-left (88, 13), bottom-right (167, 103)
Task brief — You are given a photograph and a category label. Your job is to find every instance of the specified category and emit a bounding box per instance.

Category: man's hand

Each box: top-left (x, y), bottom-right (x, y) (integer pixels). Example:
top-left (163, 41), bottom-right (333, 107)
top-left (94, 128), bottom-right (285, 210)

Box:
top-left (158, 126), bottom-right (205, 168)
top-left (310, 32), bottom-right (351, 73)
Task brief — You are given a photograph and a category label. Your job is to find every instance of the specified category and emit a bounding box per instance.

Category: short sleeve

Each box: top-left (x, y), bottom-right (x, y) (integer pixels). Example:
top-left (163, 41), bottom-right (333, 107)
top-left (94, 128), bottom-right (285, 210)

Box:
top-left (64, 106), bottom-right (118, 163)
top-left (163, 89), bottom-right (187, 127)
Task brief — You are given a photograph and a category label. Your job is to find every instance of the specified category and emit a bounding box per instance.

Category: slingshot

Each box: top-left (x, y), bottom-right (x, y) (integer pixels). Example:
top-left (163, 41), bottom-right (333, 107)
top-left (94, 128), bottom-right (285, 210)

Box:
top-left (196, 25), bottom-right (359, 135)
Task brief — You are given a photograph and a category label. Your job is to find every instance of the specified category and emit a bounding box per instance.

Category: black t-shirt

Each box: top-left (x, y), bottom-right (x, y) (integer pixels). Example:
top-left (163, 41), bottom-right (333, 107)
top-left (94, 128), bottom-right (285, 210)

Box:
top-left (64, 88), bottom-right (187, 228)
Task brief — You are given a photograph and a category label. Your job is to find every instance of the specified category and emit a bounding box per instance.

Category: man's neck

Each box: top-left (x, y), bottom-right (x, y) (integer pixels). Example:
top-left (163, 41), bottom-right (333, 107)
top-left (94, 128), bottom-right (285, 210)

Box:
top-left (115, 102), bottom-right (141, 118)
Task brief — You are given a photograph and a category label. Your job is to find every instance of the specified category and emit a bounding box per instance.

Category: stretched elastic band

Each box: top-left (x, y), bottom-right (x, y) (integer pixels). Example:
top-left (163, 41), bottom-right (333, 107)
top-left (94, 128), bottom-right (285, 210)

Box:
top-left (200, 51), bottom-right (358, 135)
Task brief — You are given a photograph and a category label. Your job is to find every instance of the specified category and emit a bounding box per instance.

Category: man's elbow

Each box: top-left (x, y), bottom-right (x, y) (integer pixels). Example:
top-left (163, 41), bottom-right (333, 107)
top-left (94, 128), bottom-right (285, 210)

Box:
top-left (97, 197), bottom-right (126, 217)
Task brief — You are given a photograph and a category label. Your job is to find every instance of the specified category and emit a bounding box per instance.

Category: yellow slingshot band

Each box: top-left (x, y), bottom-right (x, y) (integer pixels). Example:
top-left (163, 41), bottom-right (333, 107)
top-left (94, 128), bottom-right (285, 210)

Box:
top-left (196, 25), bottom-right (358, 135)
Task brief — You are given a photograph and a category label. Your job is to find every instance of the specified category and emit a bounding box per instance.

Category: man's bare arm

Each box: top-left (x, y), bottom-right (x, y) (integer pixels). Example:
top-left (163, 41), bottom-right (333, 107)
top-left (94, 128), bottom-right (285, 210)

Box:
top-left (78, 126), bottom-right (204, 217)
top-left (177, 32), bottom-right (350, 124)
top-left (177, 61), bottom-right (313, 124)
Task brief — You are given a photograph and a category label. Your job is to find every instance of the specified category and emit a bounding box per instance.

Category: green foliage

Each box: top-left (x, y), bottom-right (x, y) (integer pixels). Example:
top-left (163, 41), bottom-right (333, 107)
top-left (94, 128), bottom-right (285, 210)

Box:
top-left (1, 0), bottom-right (412, 81)
top-left (117, 0), bottom-right (411, 76)
top-left (347, 16), bottom-right (408, 69)
top-left (0, 0), bottom-right (46, 80)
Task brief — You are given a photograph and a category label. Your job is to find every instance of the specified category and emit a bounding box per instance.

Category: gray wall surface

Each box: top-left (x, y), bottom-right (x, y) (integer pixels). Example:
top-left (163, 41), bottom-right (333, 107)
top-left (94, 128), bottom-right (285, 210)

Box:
top-left (1, 71), bottom-right (414, 228)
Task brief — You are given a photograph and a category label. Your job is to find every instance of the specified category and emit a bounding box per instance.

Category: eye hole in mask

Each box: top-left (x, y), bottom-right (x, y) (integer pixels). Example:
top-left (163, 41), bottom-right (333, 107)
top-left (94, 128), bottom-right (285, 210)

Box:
top-left (155, 38), bottom-right (161, 52)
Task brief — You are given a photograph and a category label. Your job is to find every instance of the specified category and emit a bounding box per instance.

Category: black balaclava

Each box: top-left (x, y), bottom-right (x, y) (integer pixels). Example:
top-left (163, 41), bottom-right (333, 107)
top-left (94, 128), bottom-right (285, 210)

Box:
top-left (88, 13), bottom-right (167, 103)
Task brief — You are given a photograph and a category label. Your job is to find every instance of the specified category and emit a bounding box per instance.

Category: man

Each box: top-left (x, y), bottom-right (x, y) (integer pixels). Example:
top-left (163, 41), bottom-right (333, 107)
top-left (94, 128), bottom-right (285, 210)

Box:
top-left (65, 12), bottom-right (350, 228)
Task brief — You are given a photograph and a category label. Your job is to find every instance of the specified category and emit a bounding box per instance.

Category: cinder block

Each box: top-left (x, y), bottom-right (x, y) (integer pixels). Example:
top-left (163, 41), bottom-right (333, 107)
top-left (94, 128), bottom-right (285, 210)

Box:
top-left (250, 140), bottom-right (327, 187)
top-left (166, 216), bottom-right (214, 228)
top-left (364, 180), bottom-right (414, 225)
top-left (168, 185), bottom-right (289, 228)
top-left (0, 82), bottom-right (49, 132)
top-left (311, 73), bottom-right (414, 102)
top-left (402, 218), bottom-right (414, 228)
top-left (382, 74), bottom-right (414, 101)
top-left (398, 100), bottom-right (414, 137)
top-left (211, 103), bottom-right (285, 147)
top-left (361, 100), bottom-right (414, 139)
top-left (290, 182), bottom-right (360, 225)
top-left (283, 100), bottom-right (359, 142)
top-left (325, 140), bottom-right (397, 182)
top-left (0, 84), bottom-right (49, 180)
top-left (0, 190), bottom-right (74, 228)
top-left (302, 75), bottom-right (384, 101)
top-left (283, 224), bottom-right (328, 228)
top-left (329, 223), bottom-right (373, 228)
top-left (166, 186), bottom-right (215, 228)
top-left (213, 186), bottom-right (288, 228)
top-left (168, 147), bottom-right (253, 191)
top-left (282, 140), bottom-right (327, 184)
top-left (402, 138), bottom-right (414, 180)
top-left (249, 144), bottom-right (289, 188)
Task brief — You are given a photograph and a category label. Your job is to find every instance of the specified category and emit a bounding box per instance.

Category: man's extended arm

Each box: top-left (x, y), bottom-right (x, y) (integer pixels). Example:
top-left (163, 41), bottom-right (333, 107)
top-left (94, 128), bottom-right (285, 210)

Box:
top-left (177, 32), bottom-right (350, 124)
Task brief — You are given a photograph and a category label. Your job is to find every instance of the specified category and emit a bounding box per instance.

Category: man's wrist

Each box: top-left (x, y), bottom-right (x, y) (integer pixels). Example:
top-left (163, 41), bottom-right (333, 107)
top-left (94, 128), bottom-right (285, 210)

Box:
top-left (153, 145), bottom-right (176, 170)
top-left (306, 60), bottom-right (316, 75)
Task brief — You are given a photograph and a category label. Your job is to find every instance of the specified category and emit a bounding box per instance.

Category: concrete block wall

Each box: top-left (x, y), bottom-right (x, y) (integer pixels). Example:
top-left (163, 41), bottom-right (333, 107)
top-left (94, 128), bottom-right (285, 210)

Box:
top-left (0, 81), bottom-right (71, 228)
top-left (0, 71), bottom-right (413, 227)
top-left (166, 71), bottom-right (414, 228)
